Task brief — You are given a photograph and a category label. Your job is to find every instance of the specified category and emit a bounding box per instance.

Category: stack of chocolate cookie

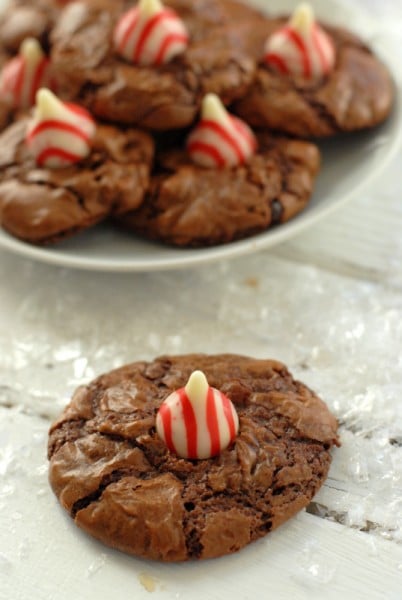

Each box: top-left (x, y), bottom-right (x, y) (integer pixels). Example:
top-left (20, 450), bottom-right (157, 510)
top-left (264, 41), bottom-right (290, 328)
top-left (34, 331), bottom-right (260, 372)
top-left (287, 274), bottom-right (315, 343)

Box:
top-left (0, 0), bottom-right (394, 246)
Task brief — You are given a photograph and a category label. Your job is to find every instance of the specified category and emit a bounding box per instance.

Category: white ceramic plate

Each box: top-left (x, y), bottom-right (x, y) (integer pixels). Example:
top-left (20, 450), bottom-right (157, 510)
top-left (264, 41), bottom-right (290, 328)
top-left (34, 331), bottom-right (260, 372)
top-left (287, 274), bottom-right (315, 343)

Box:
top-left (0, 0), bottom-right (401, 272)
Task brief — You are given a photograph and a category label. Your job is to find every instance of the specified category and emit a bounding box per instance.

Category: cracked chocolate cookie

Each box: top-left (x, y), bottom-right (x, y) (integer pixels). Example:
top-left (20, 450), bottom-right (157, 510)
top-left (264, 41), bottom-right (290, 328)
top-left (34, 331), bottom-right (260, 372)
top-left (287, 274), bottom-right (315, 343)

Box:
top-left (48, 354), bottom-right (339, 561)
top-left (116, 132), bottom-right (320, 247)
top-left (233, 17), bottom-right (394, 137)
top-left (0, 117), bottom-right (154, 244)
top-left (50, 0), bottom-right (255, 130)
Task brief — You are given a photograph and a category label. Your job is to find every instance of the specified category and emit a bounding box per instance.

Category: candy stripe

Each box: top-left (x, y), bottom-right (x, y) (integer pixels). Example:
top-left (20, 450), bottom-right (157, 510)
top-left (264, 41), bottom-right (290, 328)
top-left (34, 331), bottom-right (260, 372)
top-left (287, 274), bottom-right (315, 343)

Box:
top-left (231, 117), bottom-right (258, 152)
top-left (27, 120), bottom-right (91, 144)
top-left (187, 94), bottom-right (256, 169)
top-left (221, 394), bottom-right (236, 440)
top-left (65, 103), bottom-right (93, 120)
top-left (13, 60), bottom-right (25, 107)
top-left (196, 120), bottom-right (246, 164)
top-left (178, 388), bottom-right (198, 459)
top-left (206, 387), bottom-right (221, 456)
top-left (187, 141), bottom-right (226, 167)
top-left (0, 41), bottom-right (57, 109)
top-left (118, 8), bottom-right (139, 54)
top-left (37, 147), bottom-right (83, 167)
top-left (29, 58), bottom-right (49, 107)
top-left (115, 4), bottom-right (188, 66)
top-left (156, 371), bottom-right (240, 459)
top-left (312, 24), bottom-right (330, 72)
top-left (264, 10), bottom-right (335, 80)
top-left (26, 89), bottom-right (96, 168)
top-left (0, 64), bottom-right (13, 95)
top-left (284, 26), bottom-right (311, 78)
top-left (265, 52), bottom-right (290, 75)
top-left (157, 402), bottom-right (176, 453)
top-left (154, 32), bottom-right (188, 65)
top-left (133, 10), bottom-right (177, 63)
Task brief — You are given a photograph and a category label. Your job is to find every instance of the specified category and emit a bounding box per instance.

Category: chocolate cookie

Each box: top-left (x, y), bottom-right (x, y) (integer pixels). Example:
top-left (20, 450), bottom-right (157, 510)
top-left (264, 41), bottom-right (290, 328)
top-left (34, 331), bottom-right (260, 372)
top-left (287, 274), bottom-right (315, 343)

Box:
top-left (117, 132), bottom-right (320, 247)
top-left (0, 0), bottom-right (125, 53)
top-left (234, 18), bottom-right (394, 137)
top-left (0, 1), bottom-right (131, 133)
top-left (0, 0), bottom-right (59, 54)
top-left (0, 1), bottom-right (57, 133)
top-left (0, 117), bottom-right (154, 244)
top-left (50, 0), bottom-right (255, 130)
top-left (48, 354), bottom-right (339, 562)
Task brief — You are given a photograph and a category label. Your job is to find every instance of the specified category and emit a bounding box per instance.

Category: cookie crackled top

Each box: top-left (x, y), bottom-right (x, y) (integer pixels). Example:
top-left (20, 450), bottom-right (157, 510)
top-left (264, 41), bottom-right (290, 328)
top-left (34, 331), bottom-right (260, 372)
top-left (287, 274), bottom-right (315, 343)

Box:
top-left (233, 3), bottom-right (394, 137)
top-left (0, 89), bottom-right (154, 244)
top-left (49, 0), bottom-right (256, 130)
top-left (48, 354), bottom-right (339, 562)
top-left (116, 127), bottom-right (320, 248)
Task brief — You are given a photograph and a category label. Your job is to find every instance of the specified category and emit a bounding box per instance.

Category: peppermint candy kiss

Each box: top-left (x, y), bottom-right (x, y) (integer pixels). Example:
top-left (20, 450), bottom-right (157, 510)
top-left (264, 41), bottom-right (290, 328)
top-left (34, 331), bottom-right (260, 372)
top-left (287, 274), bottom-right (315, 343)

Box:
top-left (0, 38), bottom-right (56, 110)
top-left (264, 3), bottom-right (335, 79)
top-left (187, 94), bottom-right (257, 168)
top-left (156, 371), bottom-right (239, 460)
top-left (114, 0), bottom-right (189, 66)
top-left (26, 89), bottom-right (96, 169)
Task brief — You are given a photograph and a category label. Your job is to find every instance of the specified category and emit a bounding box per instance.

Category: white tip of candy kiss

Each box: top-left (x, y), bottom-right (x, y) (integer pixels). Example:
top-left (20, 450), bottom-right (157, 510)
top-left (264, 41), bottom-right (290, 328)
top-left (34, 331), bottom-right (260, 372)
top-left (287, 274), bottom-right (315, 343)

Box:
top-left (21, 38), bottom-right (44, 62)
top-left (156, 370), bottom-right (239, 460)
top-left (264, 3), bottom-right (335, 80)
top-left (35, 88), bottom-right (66, 119)
top-left (140, 0), bottom-right (163, 16)
top-left (187, 93), bottom-right (257, 169)
top-left (185, 370), bottom-right (209, 402)
top-left (201, 93), bottom-right (231, 124)
top-left (290, 3), bottom-right (314, 34)
top-left (26, 88), bottom-right (96, 169)
top-left (0, 38), bottom-right (55, 109)
top-left (114, 0), bottom-right (189, 66)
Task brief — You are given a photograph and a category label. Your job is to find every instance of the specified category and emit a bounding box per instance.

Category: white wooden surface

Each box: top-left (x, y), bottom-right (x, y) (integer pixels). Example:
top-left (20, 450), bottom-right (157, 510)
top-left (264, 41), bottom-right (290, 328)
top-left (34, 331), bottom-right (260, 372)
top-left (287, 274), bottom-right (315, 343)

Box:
top-left (1, 0), bottom-right (402, 598)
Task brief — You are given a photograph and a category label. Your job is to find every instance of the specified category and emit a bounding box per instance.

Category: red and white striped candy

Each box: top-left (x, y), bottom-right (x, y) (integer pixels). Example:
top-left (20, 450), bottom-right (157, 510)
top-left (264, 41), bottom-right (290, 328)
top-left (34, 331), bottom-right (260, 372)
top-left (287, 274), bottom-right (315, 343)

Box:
top-left (264, 3), bottom-right (335, 80)
top-left (26, 89), bottom-right (96, 169)
top-left (0, 38), bottom-right (56, 110)
top-left (114, 0), bottom-right (189, 66)
top-left (156, 370), bottom-right (239, 460)
top-left (186, 94), bottom-right (257, 169)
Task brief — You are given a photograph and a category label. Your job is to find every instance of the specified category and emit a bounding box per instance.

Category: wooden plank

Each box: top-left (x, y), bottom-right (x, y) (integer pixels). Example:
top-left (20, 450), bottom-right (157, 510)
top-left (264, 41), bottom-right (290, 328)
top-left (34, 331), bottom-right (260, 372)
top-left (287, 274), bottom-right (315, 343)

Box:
top-left (272, 157), bottom-right (402, 284)
top-left (1, 408), bottom-right (401, 600)
top-left (0, 248), bottom-right (401, 546)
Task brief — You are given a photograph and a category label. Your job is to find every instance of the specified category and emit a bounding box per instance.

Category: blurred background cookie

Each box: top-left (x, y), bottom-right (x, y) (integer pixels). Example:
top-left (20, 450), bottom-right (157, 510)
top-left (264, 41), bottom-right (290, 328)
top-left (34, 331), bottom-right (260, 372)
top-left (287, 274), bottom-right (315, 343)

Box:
top-left (116, 95), bottom-right (320, 247)
top-left (233, 4), bottom-right (394, 137)
top-left (0, 89), bottom-right (154, 244)
top-left (50, 0), bottom-right (257, 129)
